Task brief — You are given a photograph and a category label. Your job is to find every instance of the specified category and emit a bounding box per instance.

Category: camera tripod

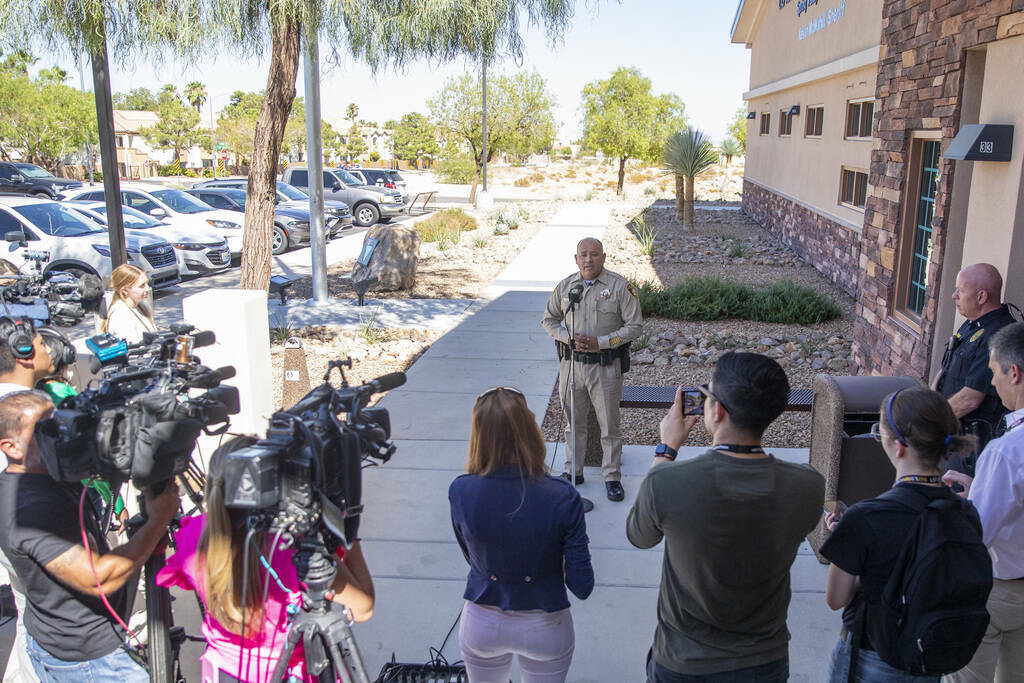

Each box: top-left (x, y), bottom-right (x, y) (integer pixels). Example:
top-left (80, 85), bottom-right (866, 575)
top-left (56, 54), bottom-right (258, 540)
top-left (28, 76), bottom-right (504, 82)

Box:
top-left (269, 534), bottom-right (370, 683)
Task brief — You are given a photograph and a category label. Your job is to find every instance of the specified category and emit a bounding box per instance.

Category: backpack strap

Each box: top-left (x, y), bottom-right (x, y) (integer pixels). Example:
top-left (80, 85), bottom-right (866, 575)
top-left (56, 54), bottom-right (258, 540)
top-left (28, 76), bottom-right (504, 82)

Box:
top-left (878, 484), bottom-right (932, 512)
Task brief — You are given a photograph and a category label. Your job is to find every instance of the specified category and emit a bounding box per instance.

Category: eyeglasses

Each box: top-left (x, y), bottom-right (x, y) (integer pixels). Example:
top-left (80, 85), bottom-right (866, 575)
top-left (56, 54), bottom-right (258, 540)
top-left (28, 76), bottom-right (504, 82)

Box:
top-left (869, 422), bottom-right (884, 442)
top-left (698, 383), bottom-right (729, 414)
top-left (476, 386), bottom-right (525, 401)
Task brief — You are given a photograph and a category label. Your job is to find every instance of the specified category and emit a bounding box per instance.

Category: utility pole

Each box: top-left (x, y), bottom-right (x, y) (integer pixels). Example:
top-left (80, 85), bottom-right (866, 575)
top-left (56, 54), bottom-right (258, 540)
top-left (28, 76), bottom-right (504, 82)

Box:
top-left (303, 24), bottom-right (328, 304)
top-left (481, 57), bottom-right (488, 193)
top-left (77, 54), bottom-right (94, 185)
top-left (210, 102), bottom-right (217, 179)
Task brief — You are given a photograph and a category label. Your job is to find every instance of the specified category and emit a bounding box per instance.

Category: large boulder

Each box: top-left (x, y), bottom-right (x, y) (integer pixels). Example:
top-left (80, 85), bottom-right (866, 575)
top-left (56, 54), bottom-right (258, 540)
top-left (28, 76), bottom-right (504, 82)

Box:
top-left (351, 225), bottom-right (420, 291)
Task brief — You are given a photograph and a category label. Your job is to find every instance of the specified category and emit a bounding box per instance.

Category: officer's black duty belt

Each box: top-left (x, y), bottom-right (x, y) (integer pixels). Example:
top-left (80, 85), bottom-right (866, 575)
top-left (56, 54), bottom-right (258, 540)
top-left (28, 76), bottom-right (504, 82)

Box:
top-left (556, 340), bottom-right (629, 366)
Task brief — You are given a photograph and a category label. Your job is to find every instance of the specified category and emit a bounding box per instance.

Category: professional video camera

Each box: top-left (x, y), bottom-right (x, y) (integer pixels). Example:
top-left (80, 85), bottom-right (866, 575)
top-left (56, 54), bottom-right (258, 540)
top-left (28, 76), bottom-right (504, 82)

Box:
top-left (218, 358), bottom-right (405, 682)
top-left (1, 234), bottom-right (105, 326)
top-left (36, 324), bottom-right (240, 490)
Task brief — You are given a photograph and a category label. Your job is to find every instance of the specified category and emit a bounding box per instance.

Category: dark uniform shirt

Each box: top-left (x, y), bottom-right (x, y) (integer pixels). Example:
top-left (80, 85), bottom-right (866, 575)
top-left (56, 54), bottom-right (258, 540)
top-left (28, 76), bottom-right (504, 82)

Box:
top-left (937, 304), bottom-right (1017, 428)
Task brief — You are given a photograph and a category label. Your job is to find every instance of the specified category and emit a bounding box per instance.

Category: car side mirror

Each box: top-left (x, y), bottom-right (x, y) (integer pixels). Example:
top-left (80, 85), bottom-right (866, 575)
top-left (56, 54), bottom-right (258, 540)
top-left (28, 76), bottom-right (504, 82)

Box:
top-left (9, 174), bottom-right (23, 183)
top-left (332, 182), bottom-right (342, 191)
top-left (4, 231), bottom-right (27, 243)
top-left (150, 207), bottom-right (167, 218)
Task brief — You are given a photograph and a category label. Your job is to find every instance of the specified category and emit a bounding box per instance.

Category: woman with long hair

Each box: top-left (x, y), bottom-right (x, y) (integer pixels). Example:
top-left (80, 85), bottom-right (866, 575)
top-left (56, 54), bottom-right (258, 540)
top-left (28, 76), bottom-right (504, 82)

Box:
top-left (156, 437), bottom-right (374, 682)
top-left (821, 387), bottom-right (981, 682)
top-left (449, 387), bottom-right (594, 683)
top-left (102, 264), bottom-right (157, 343)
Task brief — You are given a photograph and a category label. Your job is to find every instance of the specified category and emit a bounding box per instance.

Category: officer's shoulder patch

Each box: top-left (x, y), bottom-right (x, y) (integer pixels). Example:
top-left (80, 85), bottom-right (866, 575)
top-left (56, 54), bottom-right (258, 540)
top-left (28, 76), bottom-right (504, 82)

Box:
top-left (969, 329), bottom-right (984, 343)
top-left (626, 283), bottom-right (638, 300)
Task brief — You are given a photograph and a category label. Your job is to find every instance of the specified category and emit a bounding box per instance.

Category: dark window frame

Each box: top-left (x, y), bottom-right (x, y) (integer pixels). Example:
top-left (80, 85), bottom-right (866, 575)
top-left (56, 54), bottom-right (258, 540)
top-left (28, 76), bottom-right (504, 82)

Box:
top-left (894, 136), bottom-right (942, 324)
top-left (845, 100), bottom-right (874, 139)
top-left (839, 168), bottom-right (869, 210)
top-left (805, 105), bottom-right (824, 137)
top-left (759, 112), bottom-right (771, 136)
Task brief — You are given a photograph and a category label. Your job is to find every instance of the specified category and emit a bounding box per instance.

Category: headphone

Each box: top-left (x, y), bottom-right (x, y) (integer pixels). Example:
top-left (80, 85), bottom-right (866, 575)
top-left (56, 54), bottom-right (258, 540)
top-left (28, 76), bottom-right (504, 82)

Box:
top-left (0, 317), bottom-right (36, 360)
top-left (37, 327), bottom-right (77, 370)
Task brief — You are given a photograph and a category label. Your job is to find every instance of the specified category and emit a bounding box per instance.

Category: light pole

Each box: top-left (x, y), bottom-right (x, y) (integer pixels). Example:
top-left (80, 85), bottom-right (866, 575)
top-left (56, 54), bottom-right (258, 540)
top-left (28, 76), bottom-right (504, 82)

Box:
top-left (207, 93), bottom-right (232, 178)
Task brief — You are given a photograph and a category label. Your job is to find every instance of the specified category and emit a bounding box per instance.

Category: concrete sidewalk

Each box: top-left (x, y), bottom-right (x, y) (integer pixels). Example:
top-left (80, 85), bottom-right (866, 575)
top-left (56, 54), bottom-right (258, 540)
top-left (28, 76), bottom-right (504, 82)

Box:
top-left (351, 203), bottom-right (838, 681)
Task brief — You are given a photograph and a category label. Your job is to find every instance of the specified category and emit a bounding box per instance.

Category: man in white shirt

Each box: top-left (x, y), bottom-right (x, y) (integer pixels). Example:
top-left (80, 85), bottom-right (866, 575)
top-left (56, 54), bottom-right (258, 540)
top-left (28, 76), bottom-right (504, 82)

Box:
top-left (944, 321), bottom-right (1024, 683)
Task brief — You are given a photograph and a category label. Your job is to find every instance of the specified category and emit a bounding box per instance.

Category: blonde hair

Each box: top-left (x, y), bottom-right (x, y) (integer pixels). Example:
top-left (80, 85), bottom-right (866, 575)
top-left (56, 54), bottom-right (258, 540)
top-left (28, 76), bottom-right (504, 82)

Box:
top-left (466, 389), bottom-right (547, 478)
top-left (198, 436), bottom-right (267, 634)
top-left (102, 264), bottom-right (153, 332)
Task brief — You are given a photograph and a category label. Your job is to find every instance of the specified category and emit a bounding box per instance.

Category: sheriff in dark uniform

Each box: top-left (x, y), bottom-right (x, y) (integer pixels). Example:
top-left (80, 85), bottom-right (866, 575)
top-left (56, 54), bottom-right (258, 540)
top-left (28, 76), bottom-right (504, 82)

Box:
top-left (934, 264), bottom-right (1017, 464)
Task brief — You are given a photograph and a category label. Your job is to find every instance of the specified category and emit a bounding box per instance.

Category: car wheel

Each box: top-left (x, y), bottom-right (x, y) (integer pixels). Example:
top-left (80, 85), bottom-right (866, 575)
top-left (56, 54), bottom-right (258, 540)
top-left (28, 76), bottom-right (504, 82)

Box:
top-left (272, 225), bottom-right (288, 255)
top-left (353, 203), bottom-right (380, 227)
top-left (32, 191), bottom-right (51, 199)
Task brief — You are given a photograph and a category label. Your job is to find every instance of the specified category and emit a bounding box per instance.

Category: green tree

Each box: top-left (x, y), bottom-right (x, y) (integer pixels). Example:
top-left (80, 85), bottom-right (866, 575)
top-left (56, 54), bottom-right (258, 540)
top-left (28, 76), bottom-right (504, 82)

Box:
top-left (142, 85), bottom-right (208, 163)
top-left (112, 87), bottom-right (159, 111)
top-left (581, 67), bottom-right (685, 195)
top-left (664, 127), bottom-right (719, 229)
top-left (383, 118), bottom-right (398, 130)
top-left (392, 111), bottom-right (438, 167)
top-left (0, 69), bottom-right (97, 167)
top-left (184, 80), bottom-right (207, 113)
top-left (36, 65), bottom-right (67, 84)
top-left (720, 137), bottom-right (741, 165)
top-left (727, 105), bottom-right (747, 153)
top-left (345, 123), bottom-right (367, 160)
top-left (346, 103), bottom-right (359, 122)
top-left (321, 121), bottom-right (346, 163)
top-left (429, 71), bottom-right (556, 201)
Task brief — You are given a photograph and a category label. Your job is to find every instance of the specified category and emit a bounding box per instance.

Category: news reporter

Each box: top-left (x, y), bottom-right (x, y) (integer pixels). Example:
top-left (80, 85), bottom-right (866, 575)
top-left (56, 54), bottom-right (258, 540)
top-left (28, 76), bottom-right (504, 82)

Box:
top-left (156, 437), bottom-right (374, 682)
top-left (449, 386), bottom-right (594, 683)
top-left (102, 264), bottom-right (156, 344)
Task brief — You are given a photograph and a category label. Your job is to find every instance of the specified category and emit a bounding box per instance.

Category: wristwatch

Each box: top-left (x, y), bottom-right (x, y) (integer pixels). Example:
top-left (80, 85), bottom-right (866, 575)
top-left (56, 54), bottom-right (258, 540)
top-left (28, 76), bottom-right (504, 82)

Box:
top-left (654, 443), bottom-right (678, 461)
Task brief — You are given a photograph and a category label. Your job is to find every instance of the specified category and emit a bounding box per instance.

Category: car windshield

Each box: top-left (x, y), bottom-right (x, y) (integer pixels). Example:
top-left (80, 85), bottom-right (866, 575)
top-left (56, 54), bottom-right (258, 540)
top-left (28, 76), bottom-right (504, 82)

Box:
top-left (13, 164), bottom-right (54, 179)
top-left (150, 188), bottom-right (213, 214)
top-left (14, 203), bottom-right (105, 237)
top-left (218, 189), bottom-right (247, 207)
top-left (277, 182), bottom-right (308, 200)
top-left (97, 205), bottom-right (162, 229)
top-left (332, 169), bottom-right (364, 187)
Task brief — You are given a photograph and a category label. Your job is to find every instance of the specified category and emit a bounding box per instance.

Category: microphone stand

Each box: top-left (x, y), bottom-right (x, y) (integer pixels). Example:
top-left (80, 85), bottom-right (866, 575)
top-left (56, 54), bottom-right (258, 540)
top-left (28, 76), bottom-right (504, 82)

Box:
top-left (566, 298), bottom-right (594, 514)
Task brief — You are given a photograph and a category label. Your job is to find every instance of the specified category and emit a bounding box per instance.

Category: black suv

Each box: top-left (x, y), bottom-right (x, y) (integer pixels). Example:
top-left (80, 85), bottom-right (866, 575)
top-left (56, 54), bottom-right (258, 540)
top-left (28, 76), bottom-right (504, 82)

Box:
top-left (0, 162), bottom-right (83, 199)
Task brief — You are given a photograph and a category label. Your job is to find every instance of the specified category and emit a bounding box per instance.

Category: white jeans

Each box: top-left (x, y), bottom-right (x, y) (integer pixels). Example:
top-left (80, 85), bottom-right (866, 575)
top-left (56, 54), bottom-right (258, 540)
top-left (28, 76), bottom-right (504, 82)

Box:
top-left (459, 601), bottom-right (575, 683)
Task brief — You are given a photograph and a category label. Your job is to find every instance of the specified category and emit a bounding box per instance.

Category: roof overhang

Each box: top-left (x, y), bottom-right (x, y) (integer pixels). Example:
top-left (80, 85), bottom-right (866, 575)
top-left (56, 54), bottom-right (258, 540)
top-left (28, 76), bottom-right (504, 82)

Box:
top-left (732, 0), bottom-right (766, 45)
top-left (943, 124), bottom-right (1014, 162)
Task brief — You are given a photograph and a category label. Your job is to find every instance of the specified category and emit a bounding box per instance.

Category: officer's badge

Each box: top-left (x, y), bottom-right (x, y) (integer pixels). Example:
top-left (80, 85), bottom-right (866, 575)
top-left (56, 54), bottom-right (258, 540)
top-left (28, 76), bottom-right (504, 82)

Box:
top-left (600, 288), bottom-right (611, 300)
top-left (626, 283), bottom-right (638, 300)
top-left (969, 329), bottom-right (984, 343)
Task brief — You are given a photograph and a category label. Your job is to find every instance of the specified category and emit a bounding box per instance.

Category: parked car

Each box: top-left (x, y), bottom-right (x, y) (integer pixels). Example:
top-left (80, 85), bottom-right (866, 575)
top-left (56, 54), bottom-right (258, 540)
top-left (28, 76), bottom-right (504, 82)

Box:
top-left (280, 166), bottom-right (406, 227)
top-left (59, 182), bottom-right (244, 257)
top-left (0, 196), bottom-right (181, 288)
top-left (190, 178), bottom-right (353, 236)
top-left (184, 186), bottom-right (313, 255)
top-left (346, 168), bottom-right (409, 203)
top-left (0, 162), bottom-right (83, 199)
top-left (64, 201), bottom-right (231, 278)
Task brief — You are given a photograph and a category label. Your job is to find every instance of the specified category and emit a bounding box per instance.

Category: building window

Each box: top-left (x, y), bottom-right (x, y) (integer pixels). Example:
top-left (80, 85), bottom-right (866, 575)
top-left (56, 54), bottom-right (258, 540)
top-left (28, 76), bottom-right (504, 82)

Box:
top-left (778, 109), bottom-right (794, 136)
top-left (805, 105), bottom-right (824, 137)
top-left (115, 135), bottom-right (126, 148)
top-left (845, 100), bottom-right (874, 139)
top-left (759, 112), bottom-right (771, 135)
top-left (897, 139), bottom-right (941, 316)
top-left (839, 168), bottom-right (868, 209)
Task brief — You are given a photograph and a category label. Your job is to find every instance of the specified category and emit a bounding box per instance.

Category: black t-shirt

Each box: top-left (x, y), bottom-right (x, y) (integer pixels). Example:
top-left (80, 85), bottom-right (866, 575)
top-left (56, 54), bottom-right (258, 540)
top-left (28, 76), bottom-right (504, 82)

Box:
top-left (0, 471), bottom-right (130, 661)
top-left (819, 483), bottom-right (967, 645)
top-left (937, 305), bottom-right (1017, 426)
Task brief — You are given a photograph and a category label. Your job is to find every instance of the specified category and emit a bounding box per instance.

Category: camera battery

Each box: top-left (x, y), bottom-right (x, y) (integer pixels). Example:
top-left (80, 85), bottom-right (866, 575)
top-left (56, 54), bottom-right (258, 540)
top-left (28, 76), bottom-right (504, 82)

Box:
top-left (86, 333), bottom-right (128, 364)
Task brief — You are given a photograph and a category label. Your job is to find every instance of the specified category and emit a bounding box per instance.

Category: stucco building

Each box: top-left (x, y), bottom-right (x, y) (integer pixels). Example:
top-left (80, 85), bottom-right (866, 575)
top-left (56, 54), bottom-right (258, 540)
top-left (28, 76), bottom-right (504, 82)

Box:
top-left (732, 0), bottom-right (1024, 380)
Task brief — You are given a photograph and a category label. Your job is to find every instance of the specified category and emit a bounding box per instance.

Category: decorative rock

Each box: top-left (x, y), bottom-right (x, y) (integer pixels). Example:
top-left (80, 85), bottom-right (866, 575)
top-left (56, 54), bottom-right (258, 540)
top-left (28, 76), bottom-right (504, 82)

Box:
top-left (653, 356), bottom-right (669, 367)
top-left (633, 350), bottom-right (655, 364)
top-left (351, 225), bottom-right (421, 291)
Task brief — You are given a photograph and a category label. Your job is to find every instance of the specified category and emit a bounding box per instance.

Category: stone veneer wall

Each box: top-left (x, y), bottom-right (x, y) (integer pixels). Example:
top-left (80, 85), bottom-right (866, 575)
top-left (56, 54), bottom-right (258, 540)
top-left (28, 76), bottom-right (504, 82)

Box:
top-left (742, 180), bottom-right (862, 298)
top-left (853, 2), bottom-right (1024, 378)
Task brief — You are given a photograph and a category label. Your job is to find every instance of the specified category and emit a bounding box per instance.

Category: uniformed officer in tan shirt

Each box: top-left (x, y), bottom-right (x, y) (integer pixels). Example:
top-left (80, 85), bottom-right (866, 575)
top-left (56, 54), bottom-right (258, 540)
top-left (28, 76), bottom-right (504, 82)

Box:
top-left (541, 237), bottom-right (643, 501)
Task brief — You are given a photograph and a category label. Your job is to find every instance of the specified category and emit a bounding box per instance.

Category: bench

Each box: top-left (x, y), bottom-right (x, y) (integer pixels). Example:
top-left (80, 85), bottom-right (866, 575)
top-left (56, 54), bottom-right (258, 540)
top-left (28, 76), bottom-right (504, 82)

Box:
top-left (621, 386), bottom-right (814, 411)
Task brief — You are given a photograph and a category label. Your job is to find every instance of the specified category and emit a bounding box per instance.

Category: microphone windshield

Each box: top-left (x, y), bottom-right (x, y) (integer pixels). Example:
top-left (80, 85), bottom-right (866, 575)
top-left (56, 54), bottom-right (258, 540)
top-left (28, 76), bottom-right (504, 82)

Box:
top-left (369, 372), bottom-right (406, 394)
top-left (567, 283), bottom-right (585, 303)
top-left (191, 330), bottom-right (216, 348)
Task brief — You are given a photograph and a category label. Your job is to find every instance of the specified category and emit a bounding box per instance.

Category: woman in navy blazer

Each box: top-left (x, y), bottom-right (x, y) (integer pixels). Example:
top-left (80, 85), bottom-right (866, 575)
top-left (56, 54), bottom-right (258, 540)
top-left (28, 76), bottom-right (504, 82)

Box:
top-left (449, 386), bottom-right (594, 683)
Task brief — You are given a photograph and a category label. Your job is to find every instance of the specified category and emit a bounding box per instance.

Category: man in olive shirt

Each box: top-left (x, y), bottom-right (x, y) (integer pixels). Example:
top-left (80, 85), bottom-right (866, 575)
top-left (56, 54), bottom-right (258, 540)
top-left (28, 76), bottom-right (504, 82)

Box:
top-left (627, 352), bottom-right (824, 681)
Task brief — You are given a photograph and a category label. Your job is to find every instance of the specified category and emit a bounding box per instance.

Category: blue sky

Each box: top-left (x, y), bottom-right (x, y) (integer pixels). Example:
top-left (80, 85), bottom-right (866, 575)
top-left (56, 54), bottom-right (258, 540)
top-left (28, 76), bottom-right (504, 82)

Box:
top-left (46, 1), bottom-right (751, 143)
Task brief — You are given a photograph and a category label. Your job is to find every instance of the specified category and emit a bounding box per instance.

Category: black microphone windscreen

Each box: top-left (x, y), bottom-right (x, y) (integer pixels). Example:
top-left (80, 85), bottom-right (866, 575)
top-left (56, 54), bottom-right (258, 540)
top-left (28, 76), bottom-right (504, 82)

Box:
top-left (567, 283), bottom-right (584, 303)
top-left (191, 330), bottom-right (216, 348)
top-left (89, 355), bottom-right (102, 374)
top-left (170, 323), bottom-right (195, 335)
top-left (215, 365), bottom-right (236, 381)
top-left (77, 274), bottom-right (104, 300)
top-left (371, 372), bottom-right (406, 393)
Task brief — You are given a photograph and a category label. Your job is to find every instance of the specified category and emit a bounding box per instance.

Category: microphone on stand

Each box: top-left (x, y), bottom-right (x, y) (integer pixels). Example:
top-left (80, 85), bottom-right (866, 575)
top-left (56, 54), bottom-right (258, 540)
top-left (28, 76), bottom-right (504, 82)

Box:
top-left (566, 283), bottom-right (584, 311)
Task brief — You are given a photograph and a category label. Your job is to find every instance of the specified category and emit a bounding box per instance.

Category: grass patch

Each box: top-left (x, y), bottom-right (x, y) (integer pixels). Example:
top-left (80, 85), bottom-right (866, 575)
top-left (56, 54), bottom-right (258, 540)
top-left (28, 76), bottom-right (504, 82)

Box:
top-left (359, 306), bottom-right (384, 344)
top-left (727, 240), bottom-right (745, 258)
top-left (631, 210), bottom-right (657, 257)
top-left (416, 209), bottom-right (477, 244)
top-left (630, 276), bottom-right (842, 324)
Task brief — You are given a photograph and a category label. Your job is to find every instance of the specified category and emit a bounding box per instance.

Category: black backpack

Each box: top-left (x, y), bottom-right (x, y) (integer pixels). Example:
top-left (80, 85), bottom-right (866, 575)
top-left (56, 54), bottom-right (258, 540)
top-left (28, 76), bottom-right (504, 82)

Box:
top-left (852, 486), bottom-right (992, 678)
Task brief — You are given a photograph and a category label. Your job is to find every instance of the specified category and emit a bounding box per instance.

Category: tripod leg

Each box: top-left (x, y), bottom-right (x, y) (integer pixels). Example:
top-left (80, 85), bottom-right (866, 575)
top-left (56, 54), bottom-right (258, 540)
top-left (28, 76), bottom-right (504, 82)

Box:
top-left (145, 554), bottom-right (174, 683)
top-left (268, 623), bottom-right (304, 682)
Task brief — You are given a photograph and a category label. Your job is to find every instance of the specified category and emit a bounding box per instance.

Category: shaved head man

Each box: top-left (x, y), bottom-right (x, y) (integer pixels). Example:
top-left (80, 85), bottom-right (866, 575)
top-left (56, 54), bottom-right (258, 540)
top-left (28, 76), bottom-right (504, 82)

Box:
top-left (934, 263), bottom-right (1018, 472)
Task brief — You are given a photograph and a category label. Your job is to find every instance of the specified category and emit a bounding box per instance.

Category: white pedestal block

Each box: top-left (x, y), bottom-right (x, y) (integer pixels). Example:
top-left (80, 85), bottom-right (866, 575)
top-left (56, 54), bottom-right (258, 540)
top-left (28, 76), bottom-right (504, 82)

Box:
top-left (182, 288), bottom-right (272, 441)
top-left (475, 190), bottom-right (495, 211)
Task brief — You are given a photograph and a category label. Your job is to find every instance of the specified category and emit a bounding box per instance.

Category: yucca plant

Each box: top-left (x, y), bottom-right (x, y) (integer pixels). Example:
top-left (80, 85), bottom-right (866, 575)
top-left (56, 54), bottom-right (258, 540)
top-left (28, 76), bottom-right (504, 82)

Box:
top-left (720, 137), bottom-right (742, 165)
top-left (664, 127), bottom-right (719, 229)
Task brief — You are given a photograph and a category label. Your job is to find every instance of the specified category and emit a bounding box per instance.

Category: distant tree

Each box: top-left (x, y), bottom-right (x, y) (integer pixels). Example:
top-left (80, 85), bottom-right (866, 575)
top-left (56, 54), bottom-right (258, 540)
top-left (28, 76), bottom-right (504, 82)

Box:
top-left (383, 118), bottom-right (399, 130)
top-left (36, 65), bottom-right (67, 84)
top-left (0, 69), bottom-right (96, 167)
top-left (112, 87), bottom-right (159, 111)
top-left (345, 123), bottom-right (367, 160)
top-left (184, 81), bottom-right (208, 113)
top-left (727, 105), bottom-right (748, 153)
top-left (664, 127), bottom-right (719, 228)
top-left (720, 137), bottom-right (741, 165)
top-left (429, 71), bottom-right (556, 201)
top-left (581, 67), bottom-right (685, 194)
top-left (321, 121), bottom-right (346, 163)
top-left (346, 103), bottom-right (359, 122)
top-left (142, 86), bottom-right (208, 163)
top-left (0, 49), bottom-right (37, 77)
top-left (392, 111), bottom-right (438, 167)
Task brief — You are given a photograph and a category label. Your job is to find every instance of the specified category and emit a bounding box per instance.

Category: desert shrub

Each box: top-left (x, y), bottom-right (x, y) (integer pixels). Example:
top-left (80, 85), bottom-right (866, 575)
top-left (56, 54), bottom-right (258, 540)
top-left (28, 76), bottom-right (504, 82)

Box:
top-left (516, 205), bottom-right (530, 221)
top-left (513, 177), bottom-right (532, 187)
top-left (529, 172), bottom-right (544, 184)
top-left (157, 164), bottom-right (179, 176)
top-left (629, 276), bottom-right (842, 324)
top-left (495, 208), bottom-right (520, 229)
top-left (627, 172), bottom-right (647, 184)
top-left (183, 168), bottom-right (197, 178)
top-left (728, 240), bottom-right (745, 258)
top-left (493, 223), bottom-right (510, 236)
top-left (643, 186), bottom-right (656, 196)
top-left (564, 168), bottom-right (576, 178)
top-left (584, 190), bottom-right (593, 201)
top-left (436, 156), bottom-right (476, 184)
top-left (416, 208), bottom-right (477, 244)
top-left (202, 167), bottom-right (215, 178)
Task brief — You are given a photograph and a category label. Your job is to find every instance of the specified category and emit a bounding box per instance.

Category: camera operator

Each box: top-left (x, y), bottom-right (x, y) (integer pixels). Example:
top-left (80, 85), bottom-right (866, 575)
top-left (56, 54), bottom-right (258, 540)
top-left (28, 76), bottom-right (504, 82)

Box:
top-left (156, 436), bottom-right (375, 682)
top-left (0, 390), bottom-right (179, 682)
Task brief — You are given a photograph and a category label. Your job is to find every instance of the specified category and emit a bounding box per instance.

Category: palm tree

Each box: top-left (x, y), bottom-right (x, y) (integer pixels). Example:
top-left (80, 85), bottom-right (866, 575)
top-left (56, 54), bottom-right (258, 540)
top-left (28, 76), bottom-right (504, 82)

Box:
top-left (720, 137), bottom-right (741, 165)
top-left (346, 102), bottom-right (359, 122)
top-left (184, 81), bottom-right (207, 113)
top-left (664, 127), bottom-right (719, 229)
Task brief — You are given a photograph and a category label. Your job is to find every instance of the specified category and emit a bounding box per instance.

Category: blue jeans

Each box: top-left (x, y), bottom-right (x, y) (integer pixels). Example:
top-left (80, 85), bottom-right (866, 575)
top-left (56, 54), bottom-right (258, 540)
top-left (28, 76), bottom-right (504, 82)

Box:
top-left (827, 637), bottom-right (939, 682)
top-left (25, 631), bottom-right (148, 683)
top-left (646, 648), bottom-right (789, 682)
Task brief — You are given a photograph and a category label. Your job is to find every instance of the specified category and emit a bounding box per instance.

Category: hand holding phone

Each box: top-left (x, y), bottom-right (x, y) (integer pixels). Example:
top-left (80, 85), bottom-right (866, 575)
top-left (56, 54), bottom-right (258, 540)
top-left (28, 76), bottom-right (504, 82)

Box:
top-left (681, 389), bottom-right (704, 416)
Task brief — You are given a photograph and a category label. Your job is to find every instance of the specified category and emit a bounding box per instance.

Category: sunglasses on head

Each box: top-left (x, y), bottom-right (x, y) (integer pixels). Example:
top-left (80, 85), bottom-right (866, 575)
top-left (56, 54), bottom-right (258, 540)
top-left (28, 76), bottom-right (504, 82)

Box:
top-left (476, 386), bottom-right (525, 401)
